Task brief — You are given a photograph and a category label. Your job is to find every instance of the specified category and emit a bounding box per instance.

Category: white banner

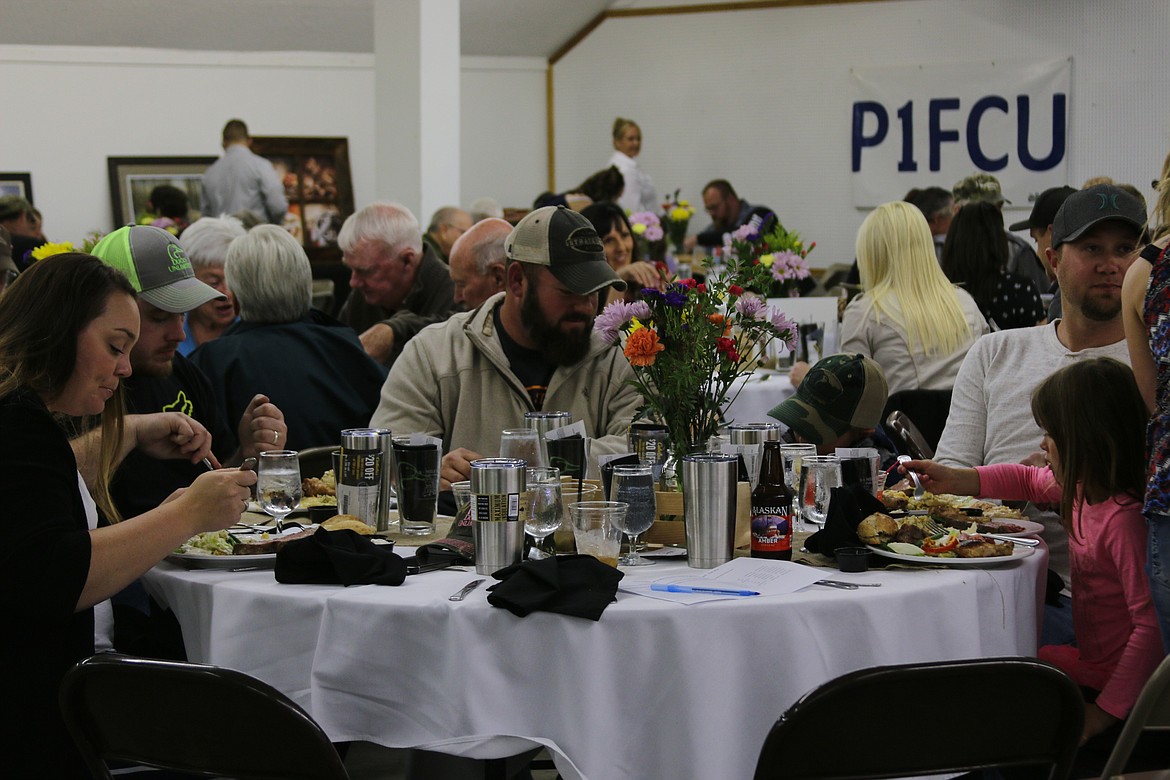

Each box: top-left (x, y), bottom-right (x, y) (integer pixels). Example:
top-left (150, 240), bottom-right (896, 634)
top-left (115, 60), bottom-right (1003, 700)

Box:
top-left (849, 57), bottom-right (1071, 211)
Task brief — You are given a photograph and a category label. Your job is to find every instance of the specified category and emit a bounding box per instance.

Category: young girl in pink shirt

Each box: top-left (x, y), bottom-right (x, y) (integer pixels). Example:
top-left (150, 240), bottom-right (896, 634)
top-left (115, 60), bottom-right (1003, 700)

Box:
top-left (905, 358), bottom-right (1163, 753)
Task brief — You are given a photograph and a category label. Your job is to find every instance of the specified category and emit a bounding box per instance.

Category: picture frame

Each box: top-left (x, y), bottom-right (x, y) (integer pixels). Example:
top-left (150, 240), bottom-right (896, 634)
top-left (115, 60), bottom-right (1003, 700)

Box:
top-left (107, 156), bottom-right (216, 230)
top-left (0, 172), bottom-right (34, 203)
top-left (249, 136), bottom-right (354, 265)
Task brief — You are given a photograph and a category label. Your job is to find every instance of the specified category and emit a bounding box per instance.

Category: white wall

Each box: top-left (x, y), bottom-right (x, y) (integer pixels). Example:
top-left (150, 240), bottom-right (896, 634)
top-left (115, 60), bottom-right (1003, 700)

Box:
top-left (553, 0), bottom-right (1170, 268)
top-left (0, 45), bottom-right (546, 244)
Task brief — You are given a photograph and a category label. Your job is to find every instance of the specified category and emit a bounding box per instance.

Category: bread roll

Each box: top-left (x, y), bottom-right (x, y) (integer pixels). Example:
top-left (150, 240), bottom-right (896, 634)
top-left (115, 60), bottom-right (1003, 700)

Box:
top-left (321, 514), bottom-right (375, 535)
top-left (856, 513), bottom-right (898, 545)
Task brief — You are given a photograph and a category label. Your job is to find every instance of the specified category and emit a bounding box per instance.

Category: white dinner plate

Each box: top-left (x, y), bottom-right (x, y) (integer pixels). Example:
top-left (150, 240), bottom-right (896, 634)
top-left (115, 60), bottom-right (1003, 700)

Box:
top-left (935, 517), bottom-right (1045, 538)
top-left (166, 551), bottom-right (277, 570)
top-left (867, 543), bottom-right (1034, 567)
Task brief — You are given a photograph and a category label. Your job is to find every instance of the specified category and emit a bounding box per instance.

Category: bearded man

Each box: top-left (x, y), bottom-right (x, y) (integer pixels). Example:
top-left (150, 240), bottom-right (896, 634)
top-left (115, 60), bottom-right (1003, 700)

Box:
top-left (370, 206), bottom-right (642, 487)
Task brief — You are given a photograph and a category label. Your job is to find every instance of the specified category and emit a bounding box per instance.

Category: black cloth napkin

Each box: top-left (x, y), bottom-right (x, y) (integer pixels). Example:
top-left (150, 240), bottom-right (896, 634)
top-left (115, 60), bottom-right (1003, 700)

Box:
top-left (486, 554), bottom-right (624, 621)
top-left (275, 527), bottom-right (407, 586)
top-left (804, 484), bottom-right (887, 561)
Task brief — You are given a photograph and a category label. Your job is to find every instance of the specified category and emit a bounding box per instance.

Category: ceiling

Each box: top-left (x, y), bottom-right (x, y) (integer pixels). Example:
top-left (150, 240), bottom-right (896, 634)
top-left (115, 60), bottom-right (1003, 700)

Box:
top-left (0, 0), bottom-right (619, 59)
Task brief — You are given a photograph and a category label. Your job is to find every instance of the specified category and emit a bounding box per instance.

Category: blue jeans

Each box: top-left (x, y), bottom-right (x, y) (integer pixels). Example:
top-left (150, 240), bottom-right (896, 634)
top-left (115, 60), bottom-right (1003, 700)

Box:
top-left (1148, 513), bottom-right (1170, 653)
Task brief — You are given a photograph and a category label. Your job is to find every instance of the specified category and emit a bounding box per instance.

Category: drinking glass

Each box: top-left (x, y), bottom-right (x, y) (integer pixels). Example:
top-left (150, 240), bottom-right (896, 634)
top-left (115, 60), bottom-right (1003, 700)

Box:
top-left (780, 443), bottom-right (818, 492)
top-left (608, 464), bottom-right (656, 566)
top-left (799, 455), bottom-right (841, 528)
top-left (500, 428), bottom-right (546, 467)
top-left (451, 480), bottom-right (472, 522)
top-left (553, 479), bottom-right (601, 553)
top-left (569, 501), bottom-right (626, 567)
top-left (524, 467), bottom-right (563, 559)
top-left (257, 450), bottom-right (302, 532)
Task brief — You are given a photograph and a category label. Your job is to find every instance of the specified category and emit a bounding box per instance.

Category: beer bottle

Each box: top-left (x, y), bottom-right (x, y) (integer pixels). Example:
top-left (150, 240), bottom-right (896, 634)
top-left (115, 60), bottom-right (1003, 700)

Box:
top-left (750, 440), bottom-right (795, 560)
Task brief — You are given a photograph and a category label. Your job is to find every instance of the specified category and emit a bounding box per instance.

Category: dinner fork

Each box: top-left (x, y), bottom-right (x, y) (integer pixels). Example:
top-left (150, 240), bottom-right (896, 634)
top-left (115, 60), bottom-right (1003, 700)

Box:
top-left (923, 518), bottom-right (1039, 547)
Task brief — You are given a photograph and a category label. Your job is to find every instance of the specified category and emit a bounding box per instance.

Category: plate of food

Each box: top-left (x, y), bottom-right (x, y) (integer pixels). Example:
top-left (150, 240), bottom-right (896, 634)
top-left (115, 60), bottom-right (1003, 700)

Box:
top-left (858, 512), bottom-right (1034, 567)
top-left (925, 515), bottom-right (1044, 538)
top-left (882, 490), bottom-right (1026, 520)
top-left (167, 527), bottom-right (315, 569)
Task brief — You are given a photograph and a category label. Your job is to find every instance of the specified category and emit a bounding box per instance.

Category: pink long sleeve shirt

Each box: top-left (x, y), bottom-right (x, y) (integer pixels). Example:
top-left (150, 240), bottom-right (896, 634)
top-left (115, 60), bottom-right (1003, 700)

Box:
top-left (976, 463), bottom-right (1163, 719)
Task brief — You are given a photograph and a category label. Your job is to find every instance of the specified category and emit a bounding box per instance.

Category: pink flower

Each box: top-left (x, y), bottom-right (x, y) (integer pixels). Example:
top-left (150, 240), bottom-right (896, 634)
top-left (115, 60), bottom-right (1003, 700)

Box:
top-left (735, 296), bottom-right (767, 320)
top-left (769, 308), bottom-right (798, 351)
top-left (594, 301), bottom-right (634, 343)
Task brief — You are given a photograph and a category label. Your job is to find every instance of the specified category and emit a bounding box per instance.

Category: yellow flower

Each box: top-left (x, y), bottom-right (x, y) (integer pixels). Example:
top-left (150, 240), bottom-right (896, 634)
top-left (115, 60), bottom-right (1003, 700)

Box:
top-left (671, 207), bottom-right (691, 221)
top-left (678, 199), bottom-right (690, 208)
top-left (630, 317), bottom-right (646, 332)
top-left (759, 253), bottom-right (775, 267)
top-left (30, 242), bottom-right (76, 262)
top-left (631, 222), bottom-right (647, 235)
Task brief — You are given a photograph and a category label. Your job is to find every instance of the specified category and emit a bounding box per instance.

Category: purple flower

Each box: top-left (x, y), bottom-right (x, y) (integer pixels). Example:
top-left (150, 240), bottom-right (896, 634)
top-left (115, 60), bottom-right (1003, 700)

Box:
top-left (769, 307), bottom-right (798, 351)
top-left (594, 301), bottom-right (634, 343)
top-left (735, 295), bottom-right (767, 320)
top-left (629, 301), bottom-right (652, 320)
top-left (731, 224), bottom-right (758, 242)
top-left (664, 290), bottom-right (688, 307)
top-left (640, 287), bottom-right (663, 301)
top-left (645, 225), bottom-right (664, 242)
top-left (770, 250), bottom-right (811, 282)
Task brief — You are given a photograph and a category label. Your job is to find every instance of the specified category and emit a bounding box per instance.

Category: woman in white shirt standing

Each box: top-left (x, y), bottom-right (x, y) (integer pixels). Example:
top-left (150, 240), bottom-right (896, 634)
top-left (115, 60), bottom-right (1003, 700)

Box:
top-left (609, 117), bottom-right (658, 214)
top-left (841, 200), bottom-right (989, 395)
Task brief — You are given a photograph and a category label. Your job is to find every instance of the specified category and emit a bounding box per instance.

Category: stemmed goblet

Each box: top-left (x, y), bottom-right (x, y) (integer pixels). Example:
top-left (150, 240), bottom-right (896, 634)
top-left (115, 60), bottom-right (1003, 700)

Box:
top-left (609, 464), bottom-right (656, 566)
top-left (257, 450), bottom-right (301, 532)
top-left (524, 467), bottom-right (563, 559)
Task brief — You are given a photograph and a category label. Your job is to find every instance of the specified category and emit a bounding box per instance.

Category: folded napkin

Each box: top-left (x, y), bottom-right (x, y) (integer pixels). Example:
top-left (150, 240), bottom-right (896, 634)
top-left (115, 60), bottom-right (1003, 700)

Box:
top-left (487, 555), bottom-right (624, 621)
top-left (275, 527), bottom-right (407, 586)
top-left (804, 484), bottom-right (887, 561)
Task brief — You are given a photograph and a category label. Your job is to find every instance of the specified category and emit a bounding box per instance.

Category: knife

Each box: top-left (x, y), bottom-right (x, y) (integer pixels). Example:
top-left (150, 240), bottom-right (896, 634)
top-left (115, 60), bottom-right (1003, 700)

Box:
top-left (449, 579), bottom-right (485, 601)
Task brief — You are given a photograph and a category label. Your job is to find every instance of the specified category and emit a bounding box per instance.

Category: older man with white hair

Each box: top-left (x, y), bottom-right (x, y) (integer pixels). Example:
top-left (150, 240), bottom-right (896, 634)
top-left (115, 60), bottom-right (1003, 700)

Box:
top-left (177, 215), bottom-right (246, 355)
top-left (337, 202), bottom-right (455, 366)
top-left (191, 225), bottom-right (387, 450)
top-left (448, 217), bottom-right (510, 310)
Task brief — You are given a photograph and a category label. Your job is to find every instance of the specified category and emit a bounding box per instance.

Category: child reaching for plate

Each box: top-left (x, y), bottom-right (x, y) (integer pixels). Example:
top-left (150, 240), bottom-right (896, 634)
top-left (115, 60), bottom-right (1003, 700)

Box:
top-left (902, 358), bottom-right (1163, 755)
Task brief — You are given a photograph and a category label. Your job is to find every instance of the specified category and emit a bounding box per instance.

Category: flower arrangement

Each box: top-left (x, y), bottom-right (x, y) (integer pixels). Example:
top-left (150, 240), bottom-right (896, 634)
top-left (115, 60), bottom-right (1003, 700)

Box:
top-left (628, 210), bottom-right (664, 261)
top-left (28, 241), bottom-right (77, 263)
top-left (595, 254), bottom-right (797, 473)
top-left (723, 220), bottom-right (816, 298)
top-left (661, 190), bottom-right (696, 253)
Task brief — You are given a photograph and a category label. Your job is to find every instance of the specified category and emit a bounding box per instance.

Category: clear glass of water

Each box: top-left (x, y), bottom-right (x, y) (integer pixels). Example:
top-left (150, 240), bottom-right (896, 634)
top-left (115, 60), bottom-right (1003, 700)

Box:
top-left (257, 450), bottom-right (302, 532)
top-left (799, 455), bottom-right (841, 528)
top-left (609, 464), bottom-right (657, 566)
top-left (500, 428), bottom-right (546, 468)
top-left (780, 443), bottom-right (818, 492)
top-left (524, 467), bottom-right (563, 559)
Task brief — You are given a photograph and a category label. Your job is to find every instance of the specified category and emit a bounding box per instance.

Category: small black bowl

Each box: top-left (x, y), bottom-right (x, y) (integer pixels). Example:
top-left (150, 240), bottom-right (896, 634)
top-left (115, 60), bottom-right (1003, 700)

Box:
top-left (834, 546), bottom-right (872, 573)
top-left (307, 505), bottom-right (339, 524)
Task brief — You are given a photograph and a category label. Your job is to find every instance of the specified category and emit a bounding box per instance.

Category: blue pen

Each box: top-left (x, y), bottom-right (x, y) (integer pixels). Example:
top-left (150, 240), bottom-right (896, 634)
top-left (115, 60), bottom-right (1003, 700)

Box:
top-left (651, 584), bottom-right (760, 596)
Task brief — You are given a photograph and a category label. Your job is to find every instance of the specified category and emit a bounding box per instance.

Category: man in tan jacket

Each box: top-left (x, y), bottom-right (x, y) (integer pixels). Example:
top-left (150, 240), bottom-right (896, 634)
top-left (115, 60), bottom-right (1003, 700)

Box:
top-left (370, 206), bottom-right (641, 487)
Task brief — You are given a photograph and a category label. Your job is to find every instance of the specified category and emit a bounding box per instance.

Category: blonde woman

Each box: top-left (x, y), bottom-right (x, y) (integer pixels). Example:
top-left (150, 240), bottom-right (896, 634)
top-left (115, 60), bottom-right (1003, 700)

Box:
top-left (841, 201), bottom-right (988, 394)
top-left (608, 117), bottom-right (657, 213)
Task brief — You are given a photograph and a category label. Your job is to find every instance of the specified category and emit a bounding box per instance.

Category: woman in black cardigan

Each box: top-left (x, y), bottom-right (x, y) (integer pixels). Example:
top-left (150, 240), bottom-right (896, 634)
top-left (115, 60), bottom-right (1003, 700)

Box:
top-left (0, 253), bottom-right (257, 776)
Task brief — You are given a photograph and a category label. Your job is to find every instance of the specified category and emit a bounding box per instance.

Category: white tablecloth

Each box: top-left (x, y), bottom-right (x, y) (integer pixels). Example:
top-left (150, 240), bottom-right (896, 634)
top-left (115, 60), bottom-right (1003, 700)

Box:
top-left (145, 546), bottom-right (1045, 780)
top-left (722, 369), bottom-right (796, 424)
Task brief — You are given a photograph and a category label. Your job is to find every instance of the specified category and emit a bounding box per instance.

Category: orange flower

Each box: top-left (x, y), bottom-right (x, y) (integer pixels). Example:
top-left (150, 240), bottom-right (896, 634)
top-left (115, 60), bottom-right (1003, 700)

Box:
top-left (624, 327), bottom-right (665, 367)
top-left (707, 313), bottom-right (725, 327)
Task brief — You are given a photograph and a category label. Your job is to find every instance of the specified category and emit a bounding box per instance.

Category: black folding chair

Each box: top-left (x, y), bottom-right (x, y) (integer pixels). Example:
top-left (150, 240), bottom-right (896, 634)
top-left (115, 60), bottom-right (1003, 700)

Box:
top-left (882, 388), bottom-right (953, 454)
top-left (885, 409), bottom-right (936, 460)
top-left (1100, 652), bottom-right (1170, 779)
top-left (298, 444), bottom-right (337, 481)
top-left (753, 657), bottom-right (1083, 780)
top-left (60, 654), bottom-right (350, 780)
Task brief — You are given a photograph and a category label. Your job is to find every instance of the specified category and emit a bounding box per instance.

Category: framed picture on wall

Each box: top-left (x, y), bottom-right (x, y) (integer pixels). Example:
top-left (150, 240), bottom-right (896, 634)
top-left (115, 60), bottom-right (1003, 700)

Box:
top-left (0, 172), bottom-right (34, 203)
top-left (248, 136), bottom-right (354, 264)
top-left (107, 156), bottom-right (216, 229)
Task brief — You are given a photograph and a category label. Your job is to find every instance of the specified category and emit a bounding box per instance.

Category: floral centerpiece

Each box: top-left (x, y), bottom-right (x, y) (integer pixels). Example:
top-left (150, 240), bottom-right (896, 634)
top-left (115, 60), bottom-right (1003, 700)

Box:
top-left (595, 254), bottom-right (797, 475)
top-left (23, 232), bottom-right (104, 266)
top-left (661, 190), bottom-right (696, 254)
top-left (723, 220), bottom-right (816, 298)
top-left (628, 210), bottom-right (665, 262)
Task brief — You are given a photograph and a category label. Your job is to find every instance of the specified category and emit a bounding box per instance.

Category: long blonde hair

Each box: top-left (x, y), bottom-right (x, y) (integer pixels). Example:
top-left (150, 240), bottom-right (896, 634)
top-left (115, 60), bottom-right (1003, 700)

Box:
top-left (856, 201), bottom-right (973, 356)
top-left (1150, 148), bottom-right (1170, 243)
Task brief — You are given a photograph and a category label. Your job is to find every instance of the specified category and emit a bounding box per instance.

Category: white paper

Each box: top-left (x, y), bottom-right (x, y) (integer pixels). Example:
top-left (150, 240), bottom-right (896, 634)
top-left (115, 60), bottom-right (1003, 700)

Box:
top-left (545, 421), bottom-right (587, 441)
top-left (619, 557), bottom-right (826, 604)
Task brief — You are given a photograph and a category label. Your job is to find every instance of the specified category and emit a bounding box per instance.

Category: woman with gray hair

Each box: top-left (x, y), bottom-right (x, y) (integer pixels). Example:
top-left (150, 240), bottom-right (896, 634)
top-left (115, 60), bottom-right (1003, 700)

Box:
top-left (177, 215), bottom-right (245, 355)
top-left (190, 225), bottom-right (387, 450)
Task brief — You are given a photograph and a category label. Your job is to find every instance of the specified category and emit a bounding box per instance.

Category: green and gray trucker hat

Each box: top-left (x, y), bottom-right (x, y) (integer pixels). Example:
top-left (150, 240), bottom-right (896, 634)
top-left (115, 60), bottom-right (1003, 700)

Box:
top-left (90, 225), bottom-right (224, 313)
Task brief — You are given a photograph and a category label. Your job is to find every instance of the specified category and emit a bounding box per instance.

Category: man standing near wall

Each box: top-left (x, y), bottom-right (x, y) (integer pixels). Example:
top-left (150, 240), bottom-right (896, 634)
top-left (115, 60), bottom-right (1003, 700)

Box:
top-left (201, 119), bottom-right (288, 225)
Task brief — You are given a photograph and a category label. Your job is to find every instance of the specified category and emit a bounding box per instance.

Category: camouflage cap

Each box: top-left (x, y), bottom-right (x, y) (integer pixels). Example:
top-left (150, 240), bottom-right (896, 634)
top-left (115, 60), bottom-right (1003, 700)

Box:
top-left (767, 354), bottom-right (889, 445)
top-left (953, 173), bottom-right (1010, 205)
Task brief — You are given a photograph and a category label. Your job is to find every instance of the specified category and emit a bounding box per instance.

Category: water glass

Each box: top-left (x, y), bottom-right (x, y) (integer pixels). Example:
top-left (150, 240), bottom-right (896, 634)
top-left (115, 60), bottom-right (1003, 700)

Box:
top-left (570, 501), bottom-right (626, 567)
top-left (500, 428), bottom-right (546, 467)
top-left (608, 464), bottom-right (656, 566)
top-left (799, 455), bottom-right (841, 527)
top-left (780, 443), bottom-right (818, 492)
top-left (257, 450), bottom-right (301, 532)
top-left (523, 467), bottom-right (563, 559)
top-left (451, 480), bottom-right (472, 521)
top-left (553, 479), bottom-right (601, 553)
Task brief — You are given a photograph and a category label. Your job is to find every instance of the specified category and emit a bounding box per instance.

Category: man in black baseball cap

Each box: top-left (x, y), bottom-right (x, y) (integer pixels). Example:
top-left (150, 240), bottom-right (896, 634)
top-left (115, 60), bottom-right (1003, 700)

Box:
top-left (1010, 186), bottom-right (1078, 319)
top-left (372, 205), bottom-right (639, 489)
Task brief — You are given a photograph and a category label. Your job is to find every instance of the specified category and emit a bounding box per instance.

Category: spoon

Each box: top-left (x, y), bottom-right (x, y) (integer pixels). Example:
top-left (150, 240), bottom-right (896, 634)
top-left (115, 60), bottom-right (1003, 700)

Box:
top-left (896, 455), bottom-right (926, 499)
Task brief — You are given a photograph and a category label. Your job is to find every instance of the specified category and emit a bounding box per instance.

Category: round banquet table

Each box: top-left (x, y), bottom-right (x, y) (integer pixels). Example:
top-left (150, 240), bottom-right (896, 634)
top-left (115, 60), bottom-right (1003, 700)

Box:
top-left (143, 543), bottom-right (1046, 780)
